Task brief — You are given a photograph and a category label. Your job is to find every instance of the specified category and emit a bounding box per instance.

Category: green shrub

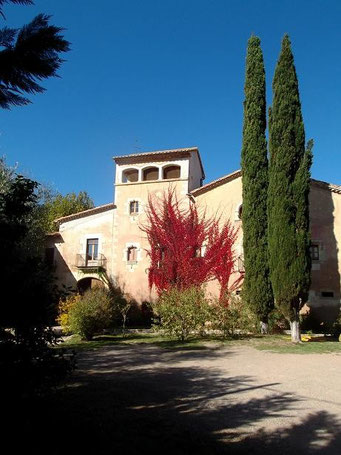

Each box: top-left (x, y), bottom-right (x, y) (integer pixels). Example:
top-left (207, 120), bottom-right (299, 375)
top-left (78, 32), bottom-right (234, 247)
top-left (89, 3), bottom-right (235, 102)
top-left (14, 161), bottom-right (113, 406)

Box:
top-left (57, 293), bottom-right (81, 334)
top-left (152, 287), bottom-right (211, 341)
top-left (268, 308), bottom-right (289, 333)
top-left (332, 312), bottom-right (341, 339)
top-left (211, 295), bottom-right (257, 338)
top-left (68, 288), bottom-right (113, 340)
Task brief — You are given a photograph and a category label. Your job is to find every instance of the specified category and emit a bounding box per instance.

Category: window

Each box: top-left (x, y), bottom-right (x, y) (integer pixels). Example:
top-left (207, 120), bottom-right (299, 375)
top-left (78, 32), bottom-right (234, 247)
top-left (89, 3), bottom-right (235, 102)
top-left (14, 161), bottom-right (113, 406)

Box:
top-left (127, 246), bottom-right (138, 263)
top-left (157, 247), bottom-right (165, 268)
top-left (321, 291), bottom-right (334, 298)
top-left (163, 165), bottom-right (181, 180)
top-left (238, 204), bottom-right (243, 220)
top-left (129, 200), bottom-right (139, 215)
top-left (310, 244), bottom-right (319, 260)
top-left (235, 204), bottom-right (243, 221)
top-left (237, 256), bottom-right (245, 273)
top-left (194, 245), bottom-right (206, 258)
top-left (142, 167), bottom-right (159, 181)
top-left (122, 169), bottom-right (138, 183)
top-left (87, 238), bottom-right (99, 262)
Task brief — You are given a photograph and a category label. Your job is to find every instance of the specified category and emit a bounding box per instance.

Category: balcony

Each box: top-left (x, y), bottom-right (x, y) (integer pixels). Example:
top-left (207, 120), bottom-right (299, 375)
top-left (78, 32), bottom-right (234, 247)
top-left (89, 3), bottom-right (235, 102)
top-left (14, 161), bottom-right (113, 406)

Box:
top-left (76, 254), bottom-right (107, 271)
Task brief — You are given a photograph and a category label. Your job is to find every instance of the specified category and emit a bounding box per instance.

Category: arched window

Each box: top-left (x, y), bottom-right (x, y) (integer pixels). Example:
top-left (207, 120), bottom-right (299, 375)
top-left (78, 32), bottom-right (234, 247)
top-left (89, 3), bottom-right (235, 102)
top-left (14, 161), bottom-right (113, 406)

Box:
top-left (238, 204), bottom-right (243, 220)
top-left (127, 246), bottom-right (138, 263)
top-left (122, 168), bottom-right (138, 183)
top-left (142, 167), bottom-right (159, 181)
top-left (163, 165), bottom-right (181, 180)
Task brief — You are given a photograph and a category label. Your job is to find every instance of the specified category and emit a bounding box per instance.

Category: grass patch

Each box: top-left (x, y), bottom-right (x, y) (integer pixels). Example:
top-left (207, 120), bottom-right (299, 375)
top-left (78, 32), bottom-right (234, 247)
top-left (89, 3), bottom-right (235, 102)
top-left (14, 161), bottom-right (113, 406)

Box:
top-left (55, 332), bottom-right (341, 354)
top-left (251, 334), bottom-right (341, 354)
top-left (55, 332), bottom-right (216, 352)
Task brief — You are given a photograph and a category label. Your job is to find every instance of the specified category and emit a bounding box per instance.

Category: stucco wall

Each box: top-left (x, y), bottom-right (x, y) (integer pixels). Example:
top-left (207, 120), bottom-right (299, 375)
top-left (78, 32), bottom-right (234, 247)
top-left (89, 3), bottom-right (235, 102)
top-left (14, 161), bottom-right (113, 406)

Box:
top-left (50, 161), bottom-right (341, 323)
top-left (195, 176), bottom-right (341, 319)
top-left (113, 163), bottom-right (191, 302)
top-left (193, 176), bottom-right (244, 298)
top-left (50, 209), bottom-right (114, 291)
top-left (308, 185), bottom-right (341, 321)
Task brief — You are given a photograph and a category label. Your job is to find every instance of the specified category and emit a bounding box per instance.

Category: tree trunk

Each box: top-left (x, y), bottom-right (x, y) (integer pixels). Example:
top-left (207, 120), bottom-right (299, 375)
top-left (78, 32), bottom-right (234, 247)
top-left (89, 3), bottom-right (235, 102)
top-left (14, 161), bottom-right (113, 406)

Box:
top-left (122, 314), bottom-right (127, 336)
top-left (260, 321), bottom-right (268, 334)
top-left (290, 319), bottom-right (301, 343)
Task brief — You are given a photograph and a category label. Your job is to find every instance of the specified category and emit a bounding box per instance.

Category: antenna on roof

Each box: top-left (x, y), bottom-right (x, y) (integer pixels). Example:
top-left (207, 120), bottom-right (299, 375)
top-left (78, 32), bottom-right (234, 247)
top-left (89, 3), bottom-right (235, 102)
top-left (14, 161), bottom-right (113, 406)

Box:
top-left (133, 138), bottom-right (142, 152)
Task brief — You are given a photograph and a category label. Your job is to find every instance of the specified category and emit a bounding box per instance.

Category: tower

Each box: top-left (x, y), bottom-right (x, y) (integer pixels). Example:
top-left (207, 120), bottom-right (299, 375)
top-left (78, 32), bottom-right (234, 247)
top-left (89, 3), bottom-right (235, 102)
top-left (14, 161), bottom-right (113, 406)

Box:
top-left (112, 147), bottom-right (204, 301)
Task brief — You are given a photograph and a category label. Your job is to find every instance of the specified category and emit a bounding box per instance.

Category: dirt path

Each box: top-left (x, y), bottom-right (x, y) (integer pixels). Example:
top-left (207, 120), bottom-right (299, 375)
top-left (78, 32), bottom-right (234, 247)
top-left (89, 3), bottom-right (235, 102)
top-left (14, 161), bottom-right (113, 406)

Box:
top-left (28, 343), bottom-right (341, 454)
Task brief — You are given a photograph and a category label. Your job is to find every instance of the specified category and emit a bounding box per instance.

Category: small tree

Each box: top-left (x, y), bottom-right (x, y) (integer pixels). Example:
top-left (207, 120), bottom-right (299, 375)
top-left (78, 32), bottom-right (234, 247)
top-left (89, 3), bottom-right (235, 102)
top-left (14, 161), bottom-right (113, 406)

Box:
top-left (141, 189), bottom-right (242, 299)
top-left (0, 162), bottom-right (57, 330)
top-left (152, 287), bottom-right (211, 341)
top-left (40, 190), bottom-right (94, 232)
top-left (211, 295), bottom-right (257, 338)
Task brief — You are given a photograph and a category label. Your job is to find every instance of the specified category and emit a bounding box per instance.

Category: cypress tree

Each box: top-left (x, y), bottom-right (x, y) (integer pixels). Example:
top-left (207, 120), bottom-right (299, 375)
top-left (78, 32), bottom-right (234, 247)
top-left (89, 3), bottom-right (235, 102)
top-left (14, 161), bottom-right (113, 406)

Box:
top-left (241, 36), bottom-right (273, 333)
top-left (268, 35), bottom-right (313, 342)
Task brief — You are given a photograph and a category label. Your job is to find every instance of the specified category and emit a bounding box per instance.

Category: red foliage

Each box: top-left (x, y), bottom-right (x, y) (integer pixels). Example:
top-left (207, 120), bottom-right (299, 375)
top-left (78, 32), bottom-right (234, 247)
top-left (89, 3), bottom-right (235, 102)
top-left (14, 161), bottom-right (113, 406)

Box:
top-left (141, 189), bottom-right (242, 301)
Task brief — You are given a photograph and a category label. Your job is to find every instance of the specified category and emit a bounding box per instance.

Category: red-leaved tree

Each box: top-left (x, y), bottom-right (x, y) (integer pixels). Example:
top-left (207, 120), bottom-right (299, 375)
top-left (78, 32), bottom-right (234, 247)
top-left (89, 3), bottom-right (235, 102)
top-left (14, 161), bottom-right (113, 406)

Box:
top-left (141, 189), bottom-right (243, 302)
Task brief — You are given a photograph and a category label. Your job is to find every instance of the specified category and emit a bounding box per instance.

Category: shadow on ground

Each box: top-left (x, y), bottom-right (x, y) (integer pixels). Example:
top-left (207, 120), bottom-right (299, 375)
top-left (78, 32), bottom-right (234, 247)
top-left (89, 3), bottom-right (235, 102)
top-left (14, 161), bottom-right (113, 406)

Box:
top-left (9, 344), bottom-right (341, 454)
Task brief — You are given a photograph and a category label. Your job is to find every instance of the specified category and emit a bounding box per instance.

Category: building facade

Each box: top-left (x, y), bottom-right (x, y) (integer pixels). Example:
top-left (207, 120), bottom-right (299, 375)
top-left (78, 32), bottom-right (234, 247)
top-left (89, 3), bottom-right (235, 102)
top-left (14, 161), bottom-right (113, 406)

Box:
top-left (48, 147), bottom-right (341, 323)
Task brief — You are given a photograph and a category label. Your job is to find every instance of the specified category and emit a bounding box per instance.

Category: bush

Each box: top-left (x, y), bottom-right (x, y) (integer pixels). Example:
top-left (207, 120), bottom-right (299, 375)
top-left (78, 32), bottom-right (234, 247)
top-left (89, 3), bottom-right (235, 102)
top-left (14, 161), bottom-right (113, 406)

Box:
top-left (0, 327), bottom-right (74, 398)
top-left (332, 312), bottom-right (341, 339)
top-left (57, 294), bottom-right (81, 334)
top-left (268, 308), bottom-right (289, 334)
top-left (211, 295), bottom-right (257, 338)
top-left (109, 290), bottom-right (132, 333)
top-left (152, 287), bottom-right (211, 341)
top-left (68, 288), bottom-right (113, 340)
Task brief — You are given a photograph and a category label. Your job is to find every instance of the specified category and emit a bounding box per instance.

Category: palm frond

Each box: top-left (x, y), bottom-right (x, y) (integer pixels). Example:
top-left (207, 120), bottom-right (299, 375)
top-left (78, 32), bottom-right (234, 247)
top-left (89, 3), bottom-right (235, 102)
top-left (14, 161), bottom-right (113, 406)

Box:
top-left (0, 0), bottom-right (33, 18)
top-left (0, 84), bottom-right (29, 108)
top-left (0, 26), bottom-right (16, 46)
top-left (0, 0), bottom-right (33, 7)
top-left (0, 13), bottom-right (70, 108)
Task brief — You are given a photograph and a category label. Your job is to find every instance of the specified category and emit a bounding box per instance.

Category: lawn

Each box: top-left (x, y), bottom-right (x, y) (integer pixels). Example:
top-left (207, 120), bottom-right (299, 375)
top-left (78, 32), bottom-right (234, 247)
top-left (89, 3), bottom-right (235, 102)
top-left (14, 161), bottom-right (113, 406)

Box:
top-left (57, 332), bottom-right (341, 354)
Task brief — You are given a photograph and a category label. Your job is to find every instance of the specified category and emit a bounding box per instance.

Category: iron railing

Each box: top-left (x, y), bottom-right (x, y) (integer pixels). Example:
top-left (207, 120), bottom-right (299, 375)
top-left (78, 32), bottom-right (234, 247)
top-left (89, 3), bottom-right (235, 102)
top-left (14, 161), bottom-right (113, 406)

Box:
top-left (76, 254), bottom-right (106, 269)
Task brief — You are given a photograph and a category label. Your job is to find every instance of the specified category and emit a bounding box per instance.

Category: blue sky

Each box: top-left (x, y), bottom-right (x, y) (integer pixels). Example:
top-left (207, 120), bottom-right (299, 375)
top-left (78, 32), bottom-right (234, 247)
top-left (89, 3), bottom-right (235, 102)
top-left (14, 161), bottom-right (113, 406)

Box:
top-left (1, 0), bottom-right (340, 205)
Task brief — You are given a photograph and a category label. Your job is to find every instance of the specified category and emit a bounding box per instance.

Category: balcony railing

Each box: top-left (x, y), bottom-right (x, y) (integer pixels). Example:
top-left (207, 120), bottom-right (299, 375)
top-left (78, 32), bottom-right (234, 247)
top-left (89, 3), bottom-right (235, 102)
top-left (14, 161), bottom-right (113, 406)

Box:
top-left (76, 254), bottom-right (106, 269)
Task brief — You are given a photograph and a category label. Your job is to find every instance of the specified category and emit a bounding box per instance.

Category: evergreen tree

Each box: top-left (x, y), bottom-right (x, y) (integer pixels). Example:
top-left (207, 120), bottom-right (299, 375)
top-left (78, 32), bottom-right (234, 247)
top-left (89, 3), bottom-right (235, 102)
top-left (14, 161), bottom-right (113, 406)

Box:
top-left (241, 35), bottom-right (273, 333)
top-left (268, 35), bottom-right (313, 342)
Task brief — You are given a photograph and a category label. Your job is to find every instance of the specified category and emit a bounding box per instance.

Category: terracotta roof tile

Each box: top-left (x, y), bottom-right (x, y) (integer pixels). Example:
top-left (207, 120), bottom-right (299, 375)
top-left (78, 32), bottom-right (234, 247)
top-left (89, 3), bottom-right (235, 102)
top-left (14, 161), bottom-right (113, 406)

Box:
top-left (191, 170), bottom-right (242, 196)
top-left (311, 178), bottom-right (341, 194)
top-left (190, 170), bottom-right (341, 197)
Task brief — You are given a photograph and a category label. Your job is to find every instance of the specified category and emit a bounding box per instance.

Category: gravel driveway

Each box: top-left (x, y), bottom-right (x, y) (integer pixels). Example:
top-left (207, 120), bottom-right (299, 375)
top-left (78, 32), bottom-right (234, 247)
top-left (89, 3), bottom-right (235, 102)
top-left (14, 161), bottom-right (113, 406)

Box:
top-left (25, 343), bottom-right (341, 454)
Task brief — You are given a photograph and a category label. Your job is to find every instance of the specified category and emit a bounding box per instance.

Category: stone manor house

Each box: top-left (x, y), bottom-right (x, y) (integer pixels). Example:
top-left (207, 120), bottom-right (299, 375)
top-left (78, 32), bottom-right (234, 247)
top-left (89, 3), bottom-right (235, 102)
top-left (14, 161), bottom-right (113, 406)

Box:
top-left (46, 147), bottom-right (341, 323)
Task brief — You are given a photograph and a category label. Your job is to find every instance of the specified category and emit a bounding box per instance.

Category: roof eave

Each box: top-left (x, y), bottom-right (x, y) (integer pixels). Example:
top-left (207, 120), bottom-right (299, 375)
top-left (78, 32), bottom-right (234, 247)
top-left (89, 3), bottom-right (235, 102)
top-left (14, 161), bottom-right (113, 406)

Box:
top-left (55, 203), bottom-right (116, 225)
